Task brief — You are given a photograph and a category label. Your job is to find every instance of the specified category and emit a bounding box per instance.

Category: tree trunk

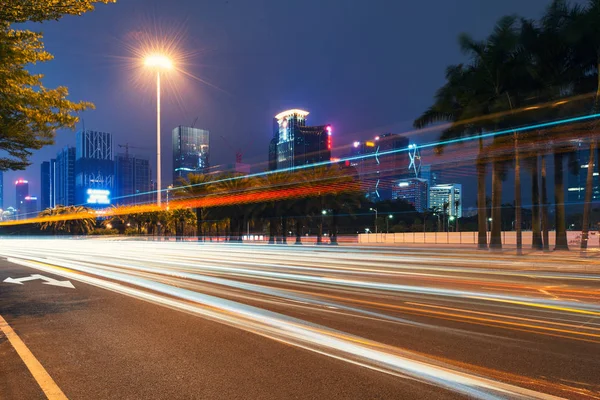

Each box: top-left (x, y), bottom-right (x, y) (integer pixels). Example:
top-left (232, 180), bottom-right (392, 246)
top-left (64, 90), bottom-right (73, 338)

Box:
top-left (317, 219), bottom-right (323, 245)
top-left (554, 152), bottom-right (569, 250)
top-left (295, 219), bottom-right (302, 245)
top-left (531, 156), bottom-right (543, 250)
top-left (541, 155), bottom-right (550, 251)
top-left (268, 217), bottom-right (276, 244)
top-left (195, 208), bottom-right (203, 242)
top-left (489, 160), bottom-right (503, 250)
top-left (580, 141), bottom-right (596, 250)
top-left (237, 217), bottom-right (244, 242)
top-left (330, 209), bottom-right (339, 245)
top-left (281, 217), bottom-right (288, 244)
top-left (514, 134), bottom-right (522, 255)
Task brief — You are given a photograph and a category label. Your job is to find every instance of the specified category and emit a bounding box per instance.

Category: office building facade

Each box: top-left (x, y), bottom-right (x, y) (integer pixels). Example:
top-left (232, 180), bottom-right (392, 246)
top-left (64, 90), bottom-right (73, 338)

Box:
top-left (114, 153), bottom-right (151, 205)
top-left (269, 109), bottom-right (332, 171)
top-left (392, 178), bottom-right (429, 212)
top-left (567, 141), bottom-right (599, 213)
top-left (75, 130), bottom-right (114, 206)
top-left (429, 183), bottom-right (462, 218)
top-left (56, 147), bottom-right (76, 206)
top-left (172, 126), bottom-right (210, 183)
top-left (420, 164), bottom-right (442, 188)
top-left (346, 133), bottom-right (410, 201)
top-left (40, 161), bottom-right (54, 210)
top-left (22, 196), bottom-right (38, 218)
top-left (15, 179), bottom-right (29, 211)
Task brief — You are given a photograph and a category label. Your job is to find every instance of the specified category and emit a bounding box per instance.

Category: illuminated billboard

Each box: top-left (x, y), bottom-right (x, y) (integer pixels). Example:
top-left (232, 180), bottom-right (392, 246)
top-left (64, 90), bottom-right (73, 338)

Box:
top-left (86, 189), bottom-right (111, 205)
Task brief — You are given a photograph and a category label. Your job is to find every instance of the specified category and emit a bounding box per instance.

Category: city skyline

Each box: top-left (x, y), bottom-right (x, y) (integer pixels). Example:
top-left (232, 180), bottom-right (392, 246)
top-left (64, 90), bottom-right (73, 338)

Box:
top-left (0, 0), bottom-right (556, 208)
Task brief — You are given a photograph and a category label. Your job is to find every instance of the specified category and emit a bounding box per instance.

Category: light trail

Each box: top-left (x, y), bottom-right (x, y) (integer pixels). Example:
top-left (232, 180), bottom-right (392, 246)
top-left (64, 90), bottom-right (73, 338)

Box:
top-left (1, 239), bottom-right (599, 398)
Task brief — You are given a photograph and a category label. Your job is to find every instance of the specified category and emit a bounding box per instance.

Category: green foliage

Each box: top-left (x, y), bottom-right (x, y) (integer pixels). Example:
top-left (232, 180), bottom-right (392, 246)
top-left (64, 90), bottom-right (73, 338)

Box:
top-left (0, 0), bottom-right (114, 170)
top-left (38, 205), bottom-right (96, 235)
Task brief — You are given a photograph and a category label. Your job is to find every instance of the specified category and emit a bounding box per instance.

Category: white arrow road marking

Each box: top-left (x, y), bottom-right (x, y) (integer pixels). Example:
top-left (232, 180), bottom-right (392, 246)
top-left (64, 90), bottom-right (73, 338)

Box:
top-left (3, 274), bottom-right (75, 289)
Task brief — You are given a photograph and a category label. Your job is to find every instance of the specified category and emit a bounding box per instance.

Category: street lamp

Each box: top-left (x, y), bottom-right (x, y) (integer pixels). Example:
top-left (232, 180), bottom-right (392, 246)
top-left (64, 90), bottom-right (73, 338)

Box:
top-left (449, 215), bottom-right (455, 232)
top-left (387, 214), bottom-right (393, 233)
top-left (144, 54), bottom-right (173, 207)
top-left (369, 207), bottom-right (378, 233)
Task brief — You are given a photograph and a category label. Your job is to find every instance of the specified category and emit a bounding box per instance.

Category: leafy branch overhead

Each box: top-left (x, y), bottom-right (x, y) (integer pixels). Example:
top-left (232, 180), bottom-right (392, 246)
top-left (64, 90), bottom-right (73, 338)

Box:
top-left (0, 0), bottom-right (115, 171)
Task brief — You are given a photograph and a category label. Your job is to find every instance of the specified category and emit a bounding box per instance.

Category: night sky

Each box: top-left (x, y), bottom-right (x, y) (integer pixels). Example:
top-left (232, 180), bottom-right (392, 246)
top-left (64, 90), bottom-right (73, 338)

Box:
top-left (4, 0), bottom-right (565, 208)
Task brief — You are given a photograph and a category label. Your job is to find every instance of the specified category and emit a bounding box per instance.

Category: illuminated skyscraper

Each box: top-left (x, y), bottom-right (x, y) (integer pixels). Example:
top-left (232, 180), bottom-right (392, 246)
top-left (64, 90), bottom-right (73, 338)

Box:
top-left (172, 126), bottom-right (210, 182)
top-left (269, 109), bottom-right (331, 171)
top-left (75, 130), bottom-right (114, 206)
top-left (56, 147), bottom-right (76, 206)
top-left (567, 141), bottom-right (600, 213)
top-left (40, 160), bottom-right (54, 210)
top-left (346, 133), bottom-right (410, 201)
top-left (15, 179), bottom-right (29, 212)
top-left (22, 196), bottom-right (38, 218)
top-left (392, 178), bottom-right (429, 212)
top-left (429, 183), bottom-right (462, 218)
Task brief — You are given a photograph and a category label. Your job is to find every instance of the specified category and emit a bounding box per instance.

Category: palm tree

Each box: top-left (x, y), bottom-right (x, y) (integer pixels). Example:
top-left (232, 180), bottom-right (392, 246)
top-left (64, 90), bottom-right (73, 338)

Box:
top-left (458, 16), bottom-right (524, 250)
top-left (454, 199), bottom-right (461, 232)
top-left (260, 171), bottom-right (292, 244)
top-left (213, 173), bottom-right (254, 242)
top-left (414, 64), bottom-right (489, 249)
top-left (39, 205), bottom-right (96, 235)
top-left (442, 201), bottom-right (450, 232)
top-left (171, 208), bottom-right (196, 240)
top-left (572, 0), bottom-right (600, 249)
top-left (175, 173), bottom-right (214, 241)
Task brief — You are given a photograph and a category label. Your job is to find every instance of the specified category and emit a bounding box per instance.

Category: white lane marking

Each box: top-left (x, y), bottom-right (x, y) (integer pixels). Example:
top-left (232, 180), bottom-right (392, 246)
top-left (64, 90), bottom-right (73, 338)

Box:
top-left (0, 314), bottom-right (68, 400)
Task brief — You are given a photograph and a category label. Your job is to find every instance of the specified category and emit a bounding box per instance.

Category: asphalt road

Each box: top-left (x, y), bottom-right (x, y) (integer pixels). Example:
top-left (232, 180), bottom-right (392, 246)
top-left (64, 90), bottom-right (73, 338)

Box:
top-left (1, 238), bottom-right (599, 399)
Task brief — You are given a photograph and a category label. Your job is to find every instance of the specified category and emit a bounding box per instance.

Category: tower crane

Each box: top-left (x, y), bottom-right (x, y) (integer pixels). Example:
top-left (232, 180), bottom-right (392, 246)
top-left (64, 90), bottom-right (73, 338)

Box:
top-left (117, 143), bottom-right (151, 158)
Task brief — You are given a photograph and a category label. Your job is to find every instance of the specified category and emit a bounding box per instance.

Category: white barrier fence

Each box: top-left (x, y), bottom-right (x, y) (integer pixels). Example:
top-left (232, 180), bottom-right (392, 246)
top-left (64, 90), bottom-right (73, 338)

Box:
top-left (358, 231), bottom-right (597, 247)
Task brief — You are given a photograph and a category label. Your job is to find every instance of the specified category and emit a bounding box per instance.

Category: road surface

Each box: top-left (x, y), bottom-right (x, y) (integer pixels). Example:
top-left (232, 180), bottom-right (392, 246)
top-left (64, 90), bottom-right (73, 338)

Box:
top-left (0, 238), bottom-right (599, 399)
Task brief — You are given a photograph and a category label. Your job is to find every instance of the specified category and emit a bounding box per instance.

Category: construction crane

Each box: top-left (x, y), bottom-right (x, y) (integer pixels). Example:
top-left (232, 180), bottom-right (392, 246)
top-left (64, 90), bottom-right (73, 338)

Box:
top-left (118, 143), bottom-right (151, 158)
top-left (218, 133), bottom-right (243, 164)
top-left (192, 115), bottom-right (243, 164)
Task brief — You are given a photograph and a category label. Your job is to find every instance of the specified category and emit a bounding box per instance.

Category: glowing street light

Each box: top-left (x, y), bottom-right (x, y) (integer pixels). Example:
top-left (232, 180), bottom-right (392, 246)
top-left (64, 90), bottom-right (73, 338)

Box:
top-left (144, 53), bottom-right (173, 207)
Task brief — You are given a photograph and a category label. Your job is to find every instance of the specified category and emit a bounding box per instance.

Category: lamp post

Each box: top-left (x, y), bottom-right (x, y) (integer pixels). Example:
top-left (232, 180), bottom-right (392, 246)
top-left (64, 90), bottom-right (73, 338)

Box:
top-left (318, 209), bottom-right (327, 244)
top-left (387, 214), bottom-right (393, 233)
top-left (144, 54), bottom-right (173, 207)
top-left (449, 215), bottom-right (455, 232)
top-left (369, 207), bottom-right (378, 234)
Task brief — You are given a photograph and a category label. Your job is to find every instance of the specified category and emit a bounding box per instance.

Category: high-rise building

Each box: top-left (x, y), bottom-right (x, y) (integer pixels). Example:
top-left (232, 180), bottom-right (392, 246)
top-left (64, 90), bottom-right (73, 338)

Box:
top-left (22, 196), bottom-right (38, 219)
top-left (75, 130), bottom-right (114, 206)
top-left (40, 160), bottom-right (56, 210)
top-left (567, 141), bottom-right (600, 212)
top-left (269, 109), bottom-right (332, 171)
top-left (392, 178), bottom-right (429, 212)
top-left (0, 170), bottom-right (3, 209)
top-left (15, 179), bottom-right (29, 211)
top-left (429, 183), bottom-right (462, 218)
top-left (172, 126), bottom-right (210, 183)
top-left (55, 147), bottom-right (75, 206)
top-left (346, 133), bottom-right (410, 201)
top-left (114, 153), bottom-right (151, 205)
top-left (420, 165), bottom-right (442, 188)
